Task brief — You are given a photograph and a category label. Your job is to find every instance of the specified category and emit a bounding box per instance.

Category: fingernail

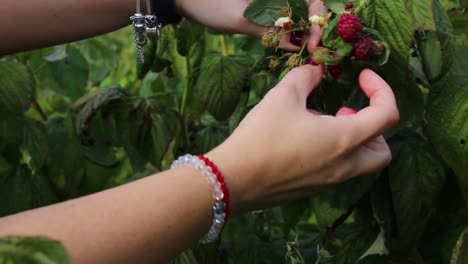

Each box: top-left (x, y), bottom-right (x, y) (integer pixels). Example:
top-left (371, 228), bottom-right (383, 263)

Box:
top-left (336, 107), bottom-right (358, 116)
top-left (289, 31), bottom-right (305, 47)
top-left (304, 58), bottom-right (319, 66)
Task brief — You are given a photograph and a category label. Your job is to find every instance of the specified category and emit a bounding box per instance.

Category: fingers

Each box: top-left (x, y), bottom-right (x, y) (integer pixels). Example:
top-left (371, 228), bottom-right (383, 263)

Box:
top-left (338, 69), bottom-right (399, 146)
top-left (308, 0), bottom-right (328, 52)
top-left (276, 64), bottom-right (324, 103)
top-left (347, 136), bottom-right (392, 179)
top-left (336, 107), bottom-right (357, 116)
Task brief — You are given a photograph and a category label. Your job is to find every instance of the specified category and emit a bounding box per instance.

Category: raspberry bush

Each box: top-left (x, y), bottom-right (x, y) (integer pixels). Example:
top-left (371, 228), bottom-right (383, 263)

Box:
top-left (0, 0), bottom-right (467, 263)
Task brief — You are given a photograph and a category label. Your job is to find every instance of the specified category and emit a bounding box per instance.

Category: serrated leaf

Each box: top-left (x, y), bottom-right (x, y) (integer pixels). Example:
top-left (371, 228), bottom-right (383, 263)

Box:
top-left (72, 87), bottom-right (126, 135)
top-left (388, 141), bottom-right (447, 255)
top-left (0, 166), bottom-right (57, 217)
top-left (405, 0), bottom-right (436, 31)
top-left (427, 75), bottom-right (468, 208)
top-left (243, 0), bottom-right (287, 27)
top-left (49, 46), bottom-right (89, 100)
top-left (0, 61), bottom-right (34, 115)
top-left (0, 237), bottom-right (72, 264)
top-left (195, 52), bottom-right (247, 120)
top-left (360, 0), bottom-right (413, 62)
top-left (23, 118), bottom-right (48, 171)
top-left (418, 32), bottom-right (443, 81)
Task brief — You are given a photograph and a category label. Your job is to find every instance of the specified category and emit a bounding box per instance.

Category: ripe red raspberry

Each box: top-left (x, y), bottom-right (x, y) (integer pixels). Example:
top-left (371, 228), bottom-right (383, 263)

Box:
top-left (354, 38), bottom-right (374, 60)
top-left (345, 2), bottom-right (354, 10)
top-left (337, 14), bottom-right (363, 42)
top-left (327, 64), bottom-right (343, 79)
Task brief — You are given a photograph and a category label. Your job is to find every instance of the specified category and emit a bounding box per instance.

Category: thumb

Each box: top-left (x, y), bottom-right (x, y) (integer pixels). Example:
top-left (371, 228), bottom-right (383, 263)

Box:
top-left (277, 64), bottom-right (324, 103)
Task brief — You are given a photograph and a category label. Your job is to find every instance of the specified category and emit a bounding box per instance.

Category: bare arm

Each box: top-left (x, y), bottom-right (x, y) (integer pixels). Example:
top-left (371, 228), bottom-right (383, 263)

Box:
top-left (0, 0), bottom-right (327, 55)
top-left (0, 167), bottom-right (214, 263)
top-left (0, 0), bottom-right (134, 55)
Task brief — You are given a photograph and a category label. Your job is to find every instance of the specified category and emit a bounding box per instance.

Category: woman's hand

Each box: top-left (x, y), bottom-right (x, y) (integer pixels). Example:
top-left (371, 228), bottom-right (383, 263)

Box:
top-left (175, 0), bottom-right (328, 52)
top-left (207, 65), bottom-right (400, 214)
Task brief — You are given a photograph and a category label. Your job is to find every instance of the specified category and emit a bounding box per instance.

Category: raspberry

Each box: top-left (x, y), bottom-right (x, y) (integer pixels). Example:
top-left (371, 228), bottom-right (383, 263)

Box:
top-left (311, 47), bottom-right (330, 64)
top-left (337, 14), bottom-right (363, 42)
top-left (287, 54), bottom-right (302, 68)
top-left (345, 2), bottom-right (354, 11)
top-left (280, 6), bottom-right (292, 17)
top-left (354, 37), bottom-right (374, 60)
top-left (327, 64), bottom-right (343, 79)
top-left (269, 57), bottom-right (281, 72)
top-left (261, 31), bottom-right (279, 48)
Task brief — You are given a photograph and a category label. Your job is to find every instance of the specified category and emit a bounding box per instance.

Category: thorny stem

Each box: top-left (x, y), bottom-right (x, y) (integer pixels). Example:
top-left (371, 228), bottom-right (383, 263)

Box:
top-left (32, 100), bottom-right (48, 121)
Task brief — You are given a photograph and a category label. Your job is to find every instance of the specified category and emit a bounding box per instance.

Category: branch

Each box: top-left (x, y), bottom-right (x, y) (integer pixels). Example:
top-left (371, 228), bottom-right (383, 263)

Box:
top-left (32, 100), bottom-right (48, 121)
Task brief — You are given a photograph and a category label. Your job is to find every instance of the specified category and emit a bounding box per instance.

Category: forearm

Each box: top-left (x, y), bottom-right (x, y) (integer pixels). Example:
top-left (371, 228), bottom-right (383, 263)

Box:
top-left (0, 0), bottom-right (134, 55)
top-left (0, 167), bottom-right (213, 263)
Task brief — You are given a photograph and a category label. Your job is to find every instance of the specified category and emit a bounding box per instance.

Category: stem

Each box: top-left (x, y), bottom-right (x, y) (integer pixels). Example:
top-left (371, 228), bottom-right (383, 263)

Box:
top-left (32, 100), bottom-right (48, 121)
top-left (219, 35), bottom-right (228, 56)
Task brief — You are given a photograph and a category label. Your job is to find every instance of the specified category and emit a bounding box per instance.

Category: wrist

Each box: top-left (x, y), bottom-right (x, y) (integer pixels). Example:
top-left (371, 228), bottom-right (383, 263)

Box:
top-left (204, 141), bottom-right (262, 215)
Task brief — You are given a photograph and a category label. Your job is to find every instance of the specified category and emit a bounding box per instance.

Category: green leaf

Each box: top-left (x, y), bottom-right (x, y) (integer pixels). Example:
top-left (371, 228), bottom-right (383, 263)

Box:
top-left (125, 103), bottom-right (179, 170)
top-left (46, 116), bottom-right (85, 196)
top-left (427, 75), bottom-right (468, 208)
top-left (250, 70), bottom-right (277, 97)
top-left (157, 25), bottom-right (187, 79)
top-left (191, 125), bottom-right (229, 154)
top-left (243, 0), bottom-right (287, 27)
top-left (433, 0), bottom-right (456, 81)
top-left (388, 140), bottom-right (447, 255)
top-left (323, 0), bottom-right (347, 14)
top-left (49, 45), bottom-right (89, 100)
top-left (176, 19), bottom-right (205, 56)
top-left (0, 61), bottom-right (34, 115)
top-left (23, 118), bottom-right (48, 171)
top-left (72, 87), bottom-right (127, 136)
top-left (312, 174), bottom-right (379, 230)
top-left (405, 0), bottom-right (436, 31)
top-left (0, 237), bottom-right (72, 264)
top-left (418, 31), bottom-right (443, 81)
top-left (195, 52), bottom-right (247, 120)
top-left (289, 0), bottom-right (309, 23)
top-left (78, 38), bottom-right (119, 84)
top-left (360, 0), bottom-right (414, 62)
top-left (0, 166), bottom-right (57, 217)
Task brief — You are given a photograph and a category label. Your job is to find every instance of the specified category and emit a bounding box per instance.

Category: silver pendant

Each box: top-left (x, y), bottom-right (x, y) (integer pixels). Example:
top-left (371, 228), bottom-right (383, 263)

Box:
top-left (145, 14), bottom-right (162, 42)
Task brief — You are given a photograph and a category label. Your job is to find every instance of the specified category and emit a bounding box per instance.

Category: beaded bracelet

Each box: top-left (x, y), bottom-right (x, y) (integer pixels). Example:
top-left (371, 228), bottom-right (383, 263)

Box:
top-left (171, 154), bottom-right (231, 243)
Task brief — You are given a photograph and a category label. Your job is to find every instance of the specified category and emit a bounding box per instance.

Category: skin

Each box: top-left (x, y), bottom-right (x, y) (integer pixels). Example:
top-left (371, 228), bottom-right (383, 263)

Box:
top-left (0, 0), bottom-right (400, 263)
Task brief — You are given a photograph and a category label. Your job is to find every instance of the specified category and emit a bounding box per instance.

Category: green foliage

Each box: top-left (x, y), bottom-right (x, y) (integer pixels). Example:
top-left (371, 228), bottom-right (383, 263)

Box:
top-left (0, 0), bottom-right (467, 263)
top-left (0, 237), bottom-right (72, 264)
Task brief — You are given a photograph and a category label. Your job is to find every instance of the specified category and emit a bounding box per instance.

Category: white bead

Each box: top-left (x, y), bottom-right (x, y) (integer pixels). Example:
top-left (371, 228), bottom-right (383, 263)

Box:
top-left (170, 154), bottom-right (227, 244)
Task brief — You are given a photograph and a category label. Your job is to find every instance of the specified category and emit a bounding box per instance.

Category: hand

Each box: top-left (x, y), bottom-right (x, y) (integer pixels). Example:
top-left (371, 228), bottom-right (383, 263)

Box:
top-left (175, 0), bottom-right (328, 52)
top-left (207, 65), bottom-right (400, 213)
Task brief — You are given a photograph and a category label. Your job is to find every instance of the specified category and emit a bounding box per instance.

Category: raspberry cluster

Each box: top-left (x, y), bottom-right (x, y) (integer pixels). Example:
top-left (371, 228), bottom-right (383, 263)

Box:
top-left (258, 2), bottom-right (387, 80)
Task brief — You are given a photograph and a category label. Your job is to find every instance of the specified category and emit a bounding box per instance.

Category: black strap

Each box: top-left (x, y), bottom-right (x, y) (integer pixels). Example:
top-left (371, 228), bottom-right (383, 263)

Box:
top-left (151, 0), bottom-right (183, 25)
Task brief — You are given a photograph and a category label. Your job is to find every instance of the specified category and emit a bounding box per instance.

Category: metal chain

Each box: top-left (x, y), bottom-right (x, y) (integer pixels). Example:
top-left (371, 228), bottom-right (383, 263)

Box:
top-left (131, 0), bottom-right (161, 64)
